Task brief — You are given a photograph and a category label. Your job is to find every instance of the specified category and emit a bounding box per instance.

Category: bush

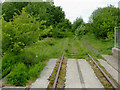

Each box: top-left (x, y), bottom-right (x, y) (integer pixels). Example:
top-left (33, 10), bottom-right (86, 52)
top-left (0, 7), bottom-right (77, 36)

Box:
top-left (37, 53), bottom-right (49, 62)
top-left (20, 50), bottom-right (38, 66)
top-left (72, 17), bottom-right (84, 32)
top-left (75, 24), bottom-right (85, 39)
top-left (89, 5), bottom-right (118, 40)
top-left (28, 62), bottom-right (46, 80)
top-left (2, 53), bottom-right (21, 78)
top-left (44, 37), bottom-right (55, 45)
top-left (7, 63), bottom-right (28, 86)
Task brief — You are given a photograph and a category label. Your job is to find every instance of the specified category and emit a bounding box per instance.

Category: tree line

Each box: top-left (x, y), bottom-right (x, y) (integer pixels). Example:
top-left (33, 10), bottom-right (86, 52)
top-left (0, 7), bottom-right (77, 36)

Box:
top-left (73, 5), bottom-right (120, 40)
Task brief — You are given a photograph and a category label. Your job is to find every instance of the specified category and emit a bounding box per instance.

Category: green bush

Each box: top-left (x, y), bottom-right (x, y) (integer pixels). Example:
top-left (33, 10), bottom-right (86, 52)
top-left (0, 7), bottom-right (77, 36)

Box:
top-left (7, 63), bottom-right (28, 86)
top-left (2, 53), bottom-right (21, 78)
top-left (20, 50), bottom-right (38, 66)
top-left (89, 5), bottom-right (118, 40)
top-left (28, 62), bottom-right (46, 80)
top-left (75, 24), bottom-right (85, 39)
top-left (72, 17), bottom-right (84, 32)
top-left (44, 37), bottom-right (55, 45)
top-left (38, 53), bottom-right (49, 62)
top-left (2, 2), bottom-right (28, 22)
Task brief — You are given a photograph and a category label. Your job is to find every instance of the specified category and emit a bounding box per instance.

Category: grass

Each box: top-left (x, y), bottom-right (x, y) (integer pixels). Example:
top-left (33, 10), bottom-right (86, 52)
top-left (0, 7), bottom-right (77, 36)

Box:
top-left (25, 38), bottom-right (67, 59)
top-left (2, 33), bottom-right (114, 86)
top-left (81, 33), bottom-right (114, 55)
top-left (2, 37), bottom-right (67, 86)
top-left (64, 37), bottom-right (104, 59)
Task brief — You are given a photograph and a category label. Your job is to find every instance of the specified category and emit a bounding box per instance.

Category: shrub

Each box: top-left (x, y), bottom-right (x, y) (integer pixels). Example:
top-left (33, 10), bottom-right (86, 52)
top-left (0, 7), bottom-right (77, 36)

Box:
top-left (37, 53), bottom-right (49, 62)
top-left (89, 5), bottom-right (118, 40)
top-left (72, 17), bottom-right (84, 32)
top-left (28, 62), bottom-right (46, 80)
top-left (75, 24), bottom-right (85, 39)
top-left (44, 37), bottom-right (55, 45)
top-left (20, 50), bottom-right (38, 66)
top-left (7, 63), bottom-right (28, 86)
top-left (2, 53), bottom-right (21, 78)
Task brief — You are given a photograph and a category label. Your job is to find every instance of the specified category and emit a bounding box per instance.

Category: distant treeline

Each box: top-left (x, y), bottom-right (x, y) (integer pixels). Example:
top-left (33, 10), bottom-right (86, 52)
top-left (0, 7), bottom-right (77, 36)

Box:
top-left (73, 5), bottom-right (120, 40)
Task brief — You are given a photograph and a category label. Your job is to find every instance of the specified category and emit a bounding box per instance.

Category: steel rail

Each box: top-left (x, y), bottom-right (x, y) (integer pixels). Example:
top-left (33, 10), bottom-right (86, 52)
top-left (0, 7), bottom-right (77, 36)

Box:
top-left (88, 54), bottom-right (118, 89)
top-left (84, 41), bottom-right (120, 73)
top-left (52, 52), bottom-right (64, 89)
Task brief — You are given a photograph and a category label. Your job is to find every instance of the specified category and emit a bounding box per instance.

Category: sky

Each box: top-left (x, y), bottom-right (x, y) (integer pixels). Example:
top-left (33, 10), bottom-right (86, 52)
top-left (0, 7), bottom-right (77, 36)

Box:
top-left (54, 0), bottom-right (119, 23)
top-left (1, 0), bottom-right (120, 23)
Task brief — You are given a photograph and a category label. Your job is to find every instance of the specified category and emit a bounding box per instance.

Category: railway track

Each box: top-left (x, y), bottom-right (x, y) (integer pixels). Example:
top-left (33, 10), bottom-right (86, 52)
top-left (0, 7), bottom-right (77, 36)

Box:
top-left (47, 52), bottom-right (118, 89)
top-left (47, 52), bottom-right (67, 89)
top-left (83, 40), bottom-right (119, 89)
top-left (83, 40), bottom-right (120, 73)
top-left (88, 54), bottom-right (118, 89)
top-left (52, 52), bottom-right (64, 89)
top-left (47, 46), bottom-right (118, 89)
top-left (3, 39), bottom-right (118, 89)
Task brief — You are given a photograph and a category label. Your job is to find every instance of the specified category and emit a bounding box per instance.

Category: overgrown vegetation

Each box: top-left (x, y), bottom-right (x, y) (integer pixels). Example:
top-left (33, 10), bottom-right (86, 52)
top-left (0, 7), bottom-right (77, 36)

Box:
top-left (1, 0), bottom-right (118, 87)
top-left (73, 5), bottom-right (119, 40)
top-left (82, 34), bottom-right (114, 55)
top-left (2, 1), bottom-right (71, 86)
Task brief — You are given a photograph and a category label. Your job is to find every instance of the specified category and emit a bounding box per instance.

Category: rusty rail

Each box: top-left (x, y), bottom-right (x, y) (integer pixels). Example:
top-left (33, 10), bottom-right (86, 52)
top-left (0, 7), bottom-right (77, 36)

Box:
top-left (88, 54), bottom-right (118, 89)
top-left (52, 52), bottom-right (64, 89)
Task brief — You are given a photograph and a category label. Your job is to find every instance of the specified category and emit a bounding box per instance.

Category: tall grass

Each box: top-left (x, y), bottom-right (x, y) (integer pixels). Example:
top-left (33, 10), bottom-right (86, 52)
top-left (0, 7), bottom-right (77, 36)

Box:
top-left (81, 33), bottom-right (114, 55)
top-left (65, 38), bottom-right (88, 59)
top-left (2, 37), bottom-right (67, 86)
top-left (65, 37), bottom-right (106, 59)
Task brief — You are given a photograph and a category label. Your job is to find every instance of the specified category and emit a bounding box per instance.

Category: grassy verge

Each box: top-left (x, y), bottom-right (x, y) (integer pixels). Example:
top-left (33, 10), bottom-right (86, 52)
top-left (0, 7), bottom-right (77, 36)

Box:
top-left (2, 38), bottom-right (67, 86)
top-left (81, 33), bottom-right (114, 55)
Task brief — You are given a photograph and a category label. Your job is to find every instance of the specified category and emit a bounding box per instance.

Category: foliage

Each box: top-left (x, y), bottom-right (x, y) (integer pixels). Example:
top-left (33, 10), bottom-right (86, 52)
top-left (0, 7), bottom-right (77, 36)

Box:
top-left (28, 62), bottom-right (46, 80)
top-left (89, 5), bottom-right (119, 40)
top-left (2, 53), bottom-right (21, 78)
top-left (82, 33), bottom-right (114, 55)
top-left (2, 1), bottom-right (72, 86)
top-left (75, 24), bottom-right (86, 39)
top-left (20, 50), bottom-right (39, 66)
top-left (72, 17), bottom-right (84, 32)
top-left (25, 2), bottom-right (65, 26)
top-left (2, 2), bottom-right (28, 21)
top-left (2, 9), bottom-right (52, 54)
top-left (52, 19), bottom-right (72, 38)
top-left (7, 63), bottom-right (28, 86)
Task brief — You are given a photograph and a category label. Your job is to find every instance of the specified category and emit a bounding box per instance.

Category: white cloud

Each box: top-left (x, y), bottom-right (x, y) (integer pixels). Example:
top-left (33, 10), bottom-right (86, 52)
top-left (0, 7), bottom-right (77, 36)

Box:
top-left (54, 0), bottom-right (119, 23)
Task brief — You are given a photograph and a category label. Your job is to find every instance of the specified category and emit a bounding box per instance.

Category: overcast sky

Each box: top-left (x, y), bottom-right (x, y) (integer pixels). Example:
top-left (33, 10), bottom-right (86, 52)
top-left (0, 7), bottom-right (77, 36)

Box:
top-left (54, 0), bottom-right (119, 23)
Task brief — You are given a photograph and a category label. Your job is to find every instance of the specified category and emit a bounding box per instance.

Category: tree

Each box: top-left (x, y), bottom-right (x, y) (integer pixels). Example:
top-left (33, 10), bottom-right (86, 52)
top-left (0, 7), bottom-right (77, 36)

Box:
top-left (89, 5), bottom-right (119, 40)
top-left (2, 2), bottom-right (28, 21)
top-left (25, 2), bottom-right (65, 26)
top-left (72, 17), bottom-right (84, 32)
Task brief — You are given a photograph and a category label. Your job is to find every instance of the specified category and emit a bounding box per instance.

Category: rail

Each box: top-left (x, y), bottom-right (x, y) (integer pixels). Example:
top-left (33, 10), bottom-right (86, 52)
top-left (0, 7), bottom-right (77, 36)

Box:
top-left (88, 54), bottom-right (118, 89)
top-left (52, 52), bottom-right (64, 89)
